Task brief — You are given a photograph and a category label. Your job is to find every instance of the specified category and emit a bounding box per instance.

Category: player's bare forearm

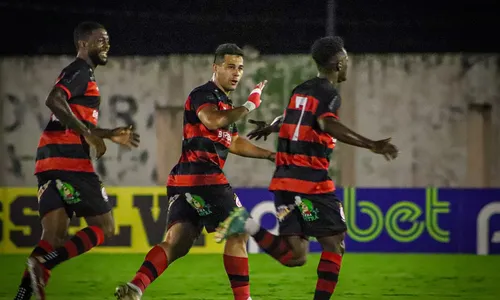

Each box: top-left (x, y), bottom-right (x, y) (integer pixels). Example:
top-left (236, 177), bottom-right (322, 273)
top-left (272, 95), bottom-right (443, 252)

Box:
top-left (229, 135), bottom-right (275, 160)
top-left (91, 128), bottom-right (114, 139)
top-left (198, 106), bottom-right (249, 130)
top-left (318, 117), bottom-right (374, 149)
top-left (45, 87), bottom-right (91, 137)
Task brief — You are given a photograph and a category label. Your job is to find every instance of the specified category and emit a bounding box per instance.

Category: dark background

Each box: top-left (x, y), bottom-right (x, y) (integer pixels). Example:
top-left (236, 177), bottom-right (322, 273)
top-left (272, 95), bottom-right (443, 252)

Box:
top-left (0, 0), bottom-right (497, 55)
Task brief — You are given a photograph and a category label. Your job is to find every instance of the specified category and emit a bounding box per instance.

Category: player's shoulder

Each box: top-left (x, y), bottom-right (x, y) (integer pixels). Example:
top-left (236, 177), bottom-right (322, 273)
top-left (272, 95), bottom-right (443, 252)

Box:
top-left (293, 77), bottom-right (338, 100)
top-left (60, 58), bottom-right (92, 80)
top-left (189, 81), bottom-right (227, 103)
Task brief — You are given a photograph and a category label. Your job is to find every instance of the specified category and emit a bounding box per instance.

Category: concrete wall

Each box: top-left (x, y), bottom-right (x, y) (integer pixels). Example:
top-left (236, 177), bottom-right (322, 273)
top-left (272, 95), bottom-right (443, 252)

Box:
top-left (1, 54), bottom-right (498, 187)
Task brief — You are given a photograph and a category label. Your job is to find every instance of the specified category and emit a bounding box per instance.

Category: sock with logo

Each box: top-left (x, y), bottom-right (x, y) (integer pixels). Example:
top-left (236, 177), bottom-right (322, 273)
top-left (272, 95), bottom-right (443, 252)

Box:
top-left (15, 240), bottom-right (53, 300)
top-left (130, 245), bottom-right (169, 293)
top-left (314, 251), bottom-right (342, 300)
top-left (40, 226), bottom-right (104, 270)
top-left (224, 254), bottom-right (251, 300)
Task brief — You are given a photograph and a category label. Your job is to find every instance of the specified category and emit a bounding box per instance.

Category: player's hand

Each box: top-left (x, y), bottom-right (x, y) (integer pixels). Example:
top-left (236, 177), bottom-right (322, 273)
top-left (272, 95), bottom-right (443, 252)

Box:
top-left (109, 125), bottom-right (140, 148)
top-left (84, 134), bottom-right (107, 159)
top-left (247, 119), bottom-right (274, 141)
top-left (243, 80), bottom-right (268, 112)
top-left (266, 152), bottom-right (276, 162)
top-left (370, 138), bottom-right (399, 161)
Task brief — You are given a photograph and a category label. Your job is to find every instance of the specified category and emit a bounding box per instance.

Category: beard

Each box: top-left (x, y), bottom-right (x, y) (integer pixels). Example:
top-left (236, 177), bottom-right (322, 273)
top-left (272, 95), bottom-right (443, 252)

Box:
top-left (89, 51), bottom-right (108, 66)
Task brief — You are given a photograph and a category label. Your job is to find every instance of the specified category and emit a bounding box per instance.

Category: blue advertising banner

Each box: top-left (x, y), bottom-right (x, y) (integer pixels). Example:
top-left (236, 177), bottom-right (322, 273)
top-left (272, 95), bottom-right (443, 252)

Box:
top-left (234, 188), bottom-right (500, 255)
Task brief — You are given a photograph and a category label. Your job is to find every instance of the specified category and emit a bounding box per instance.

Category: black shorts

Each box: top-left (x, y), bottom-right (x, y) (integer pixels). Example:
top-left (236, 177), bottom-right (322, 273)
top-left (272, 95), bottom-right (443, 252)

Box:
top-left (166, 184), bottom-right (242, 233)
top-left (273, 190), bottom-right (347, 238)
top-left (36, 171), bottom-right (112, 218)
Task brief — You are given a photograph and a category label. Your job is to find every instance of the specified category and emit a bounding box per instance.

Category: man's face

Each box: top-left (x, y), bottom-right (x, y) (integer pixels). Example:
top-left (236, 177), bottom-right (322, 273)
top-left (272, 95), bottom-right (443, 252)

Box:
top-left (87, 29), bottom-right (110, 66)
top-left (337, 48), bottom-right (348, 82)
top-left (213, 55), bottom-right (244, 92)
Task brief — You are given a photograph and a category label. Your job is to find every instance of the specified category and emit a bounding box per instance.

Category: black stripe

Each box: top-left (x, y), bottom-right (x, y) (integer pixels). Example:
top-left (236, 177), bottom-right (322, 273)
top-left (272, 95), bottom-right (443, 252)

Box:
top-left (314, 290), bottom-right (333, 298)
top-left (183, 137), bottom-right (229, 161)
top-left (143, 261), bottom-right (158, 278)
top-left (173, 162), bottom-right (223, 175)
top-left (68, 95), bottom-right (100, 108)
top-left (33, 246), bottom-right (49, 256)
top-left (277, 138), bottom-right (332, 159)
top-left (184, 110), bottom-right (198, 124)
top-left (283, 109), bottom-right (316, 127)
top-left (228, 274), bottom-right (249, 282)
top-left (36, 144), bottom-right (89, 160)
top-left (317, 270), bottom-right (339, 282)
top-left (84, 227), bottom-right (98, 246)
top-left (73, 235), bottom-right (86, 254)
top-left (273, 165), bottom-right (329, 182)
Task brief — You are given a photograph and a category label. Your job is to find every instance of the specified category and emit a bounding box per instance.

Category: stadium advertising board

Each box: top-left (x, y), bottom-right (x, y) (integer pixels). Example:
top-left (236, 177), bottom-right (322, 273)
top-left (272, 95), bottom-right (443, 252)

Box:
top-left (1, 187), bottom-right (499, 255)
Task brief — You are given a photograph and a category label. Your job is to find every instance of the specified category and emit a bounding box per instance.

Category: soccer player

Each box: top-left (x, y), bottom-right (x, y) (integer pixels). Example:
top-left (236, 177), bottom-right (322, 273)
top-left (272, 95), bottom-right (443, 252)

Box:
top-left (114, 43), bottom-right (275, 300)
top-left (215, 36), bottom-right (399, 300)
top-left (14, 21), bottom-right (140, 300)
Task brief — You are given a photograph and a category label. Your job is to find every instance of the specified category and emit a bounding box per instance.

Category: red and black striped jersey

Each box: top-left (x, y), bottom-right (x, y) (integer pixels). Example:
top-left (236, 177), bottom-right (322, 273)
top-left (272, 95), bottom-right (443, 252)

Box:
top-left (269, 77), bottom-right (341, 194)
top-left (167, 81), bottom-right (238, 187)
top-left (34, 58), bottom-right (100, 175)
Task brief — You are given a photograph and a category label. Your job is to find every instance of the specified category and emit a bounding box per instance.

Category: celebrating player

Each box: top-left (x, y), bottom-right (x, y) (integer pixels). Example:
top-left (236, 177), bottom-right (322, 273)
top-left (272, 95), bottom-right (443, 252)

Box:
top-left (215, 36), bottom-right (399, 300)
top-left (115, 43), bottom-right (275, 300)
top-left (14, 21), bottom-right (140, 300)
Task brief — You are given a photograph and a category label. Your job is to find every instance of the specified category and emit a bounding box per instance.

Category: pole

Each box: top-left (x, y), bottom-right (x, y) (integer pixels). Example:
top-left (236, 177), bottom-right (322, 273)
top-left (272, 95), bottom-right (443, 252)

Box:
top-left (326, 0), bottom-right (336, 36)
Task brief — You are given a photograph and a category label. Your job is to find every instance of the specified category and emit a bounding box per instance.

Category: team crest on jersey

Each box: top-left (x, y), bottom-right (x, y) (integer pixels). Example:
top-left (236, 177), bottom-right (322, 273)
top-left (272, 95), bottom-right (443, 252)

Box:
top-left (55, 180), bottom-right (81, 204)
top-left (185, 193), bottom-right (212, 216)
top-left (294, 196), bottom-right (319, 222)
top-left (276, 204), bottom-right (294, 222)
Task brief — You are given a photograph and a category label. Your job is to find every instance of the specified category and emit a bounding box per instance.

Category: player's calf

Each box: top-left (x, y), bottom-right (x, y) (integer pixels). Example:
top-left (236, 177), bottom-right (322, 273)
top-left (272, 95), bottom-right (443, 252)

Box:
top-left (224, 234), bottom-right (251, 300)
top-left (314, 233), bottom-right (345, 300)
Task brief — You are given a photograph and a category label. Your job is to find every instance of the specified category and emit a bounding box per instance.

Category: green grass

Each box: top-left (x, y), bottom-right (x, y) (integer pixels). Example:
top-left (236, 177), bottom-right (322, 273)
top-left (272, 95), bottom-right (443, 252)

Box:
top-left (1, 253), bottom-right (499, 299)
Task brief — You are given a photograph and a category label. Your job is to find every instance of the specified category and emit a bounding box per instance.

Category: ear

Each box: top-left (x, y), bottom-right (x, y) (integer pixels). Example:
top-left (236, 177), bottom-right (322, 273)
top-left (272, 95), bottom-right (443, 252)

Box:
top-left (77, 40), bottom-right (87, 49)
top-left (212, 63), bottom-right (218, 74)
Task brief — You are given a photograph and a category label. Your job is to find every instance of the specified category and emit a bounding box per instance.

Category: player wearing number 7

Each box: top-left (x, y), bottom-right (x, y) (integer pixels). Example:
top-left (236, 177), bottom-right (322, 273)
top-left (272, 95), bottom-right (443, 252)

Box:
top-left (215, 36), bottom-right (399, 300)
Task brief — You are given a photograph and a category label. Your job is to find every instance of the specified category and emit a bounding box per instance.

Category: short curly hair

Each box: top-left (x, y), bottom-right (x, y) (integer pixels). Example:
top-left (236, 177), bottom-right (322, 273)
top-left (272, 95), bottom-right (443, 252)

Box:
top-left (311, 36), bottom-right (345, 71)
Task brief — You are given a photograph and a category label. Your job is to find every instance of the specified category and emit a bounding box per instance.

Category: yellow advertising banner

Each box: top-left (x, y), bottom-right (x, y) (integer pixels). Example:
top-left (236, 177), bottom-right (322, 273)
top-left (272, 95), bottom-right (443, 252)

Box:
top-left (0, 187), bottom-right (224, 254)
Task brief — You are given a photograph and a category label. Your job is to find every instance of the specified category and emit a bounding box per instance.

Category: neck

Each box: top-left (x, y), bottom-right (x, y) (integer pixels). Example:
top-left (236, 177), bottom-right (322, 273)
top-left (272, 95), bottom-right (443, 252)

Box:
top-left (317, 72), bottom-right (339, 88)
top-left (77, 53), bottom-right (96, 69)
top-left (211, 76), bottom-right (231, 96)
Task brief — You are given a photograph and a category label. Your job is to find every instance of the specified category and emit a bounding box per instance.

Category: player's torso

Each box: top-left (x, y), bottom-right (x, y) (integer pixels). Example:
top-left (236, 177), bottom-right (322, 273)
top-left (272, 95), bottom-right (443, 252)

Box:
top-left (168, 82), bottom-right (236, 187)
top-left (270, 78), bottom-right (338, 194)
top-left (35, 60), bottom-right (101, 174)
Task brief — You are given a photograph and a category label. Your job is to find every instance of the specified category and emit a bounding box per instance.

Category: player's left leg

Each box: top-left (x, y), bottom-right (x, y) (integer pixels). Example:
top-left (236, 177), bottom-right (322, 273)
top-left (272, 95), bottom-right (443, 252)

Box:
top-left (314, 233), bottom-right (345, 300)
top-left (209, 188), bottom-right (253, 300)
top-left (27, 174), bottom-right (113, 300)
top-left (224, 234), bottom-right (251, 300)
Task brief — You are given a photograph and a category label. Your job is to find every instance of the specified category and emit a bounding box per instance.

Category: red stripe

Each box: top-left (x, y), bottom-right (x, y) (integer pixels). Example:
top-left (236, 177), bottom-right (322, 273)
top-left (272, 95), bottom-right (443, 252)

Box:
top-left (70, 104), bottom-right (98, 125)
top-left (38, 240), bottom-right (54, 252)
top-left (184, 123), bottom-right (231, 148)
top-left (167, 173), bottom-right (229, 187)
top-left (55, 84), bottom-right (72, 99)
top-left (84, 81), bottom-right (100, 96)
top-left (196, 102), bottom-right (217, 115)
top-left (259, 233), bottom-right (274, 249)
top-left (318, 112), bottom-right (339, 119)
top-left (223, 255), bottom-right (249, 276)
top-left (179, 150), bottom-right (222, 165)
top-left (288, 94), bottom-right (320, 113)
top-left (279, 124), bottom-right (334, 147)
top-left (65, 241), bottom-right (78, 258)
top-left (316, 278), bottom-right (336, 293)
top-left (269, 178), bottom-right (335, 194)
top-left (89, 226), bottom-right (105, 245)
top-left (76, 230), bottom-right (93, 251)
top-left (218, 102), bottom-right (232, 110)
top-left (276, 152), bottom-right (329, 170)
top-left (321, 251), bottom-right (343, 265)
top-left (38, 131), bottom-right (82, 148)
top-left (35, 157), bottom-right (95, 173)
top-left (279, 250), bottom-right (293, 265)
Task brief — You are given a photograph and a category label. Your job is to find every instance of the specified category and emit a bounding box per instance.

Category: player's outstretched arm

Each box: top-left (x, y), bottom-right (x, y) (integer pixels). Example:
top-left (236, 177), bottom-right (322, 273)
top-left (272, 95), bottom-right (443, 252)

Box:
top-left (197, 81), bottom-right (267, 130)
top-left (318, 116), bottom-right (398, 161)
top-left (229, 135), bottom-right (275, 162)
top-left (246, 114), bottom-right (284, 141)
top-left (45, 87), bottom-right (92, 137)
